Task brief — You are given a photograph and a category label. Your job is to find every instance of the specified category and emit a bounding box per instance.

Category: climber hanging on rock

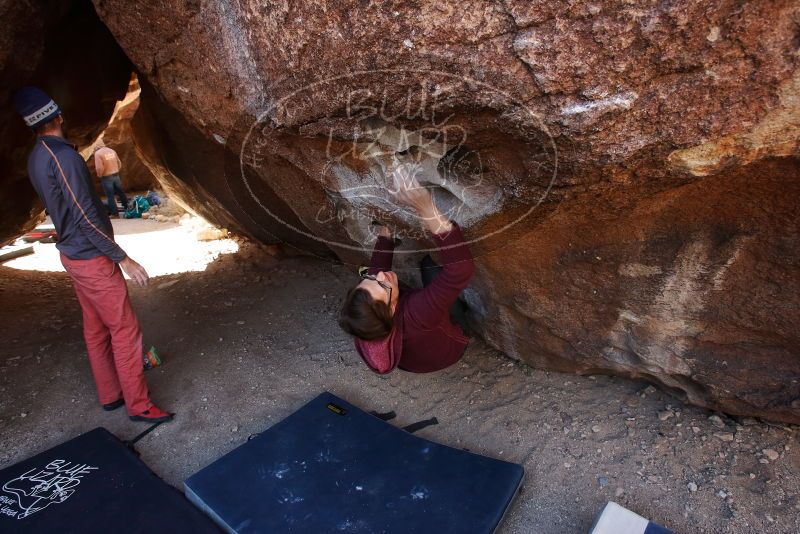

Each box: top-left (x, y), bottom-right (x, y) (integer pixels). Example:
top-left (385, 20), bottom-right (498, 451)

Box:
top-left (12, 87), bottom-right (173, 424)
top-left (339, 163), bottom-right (475, 373)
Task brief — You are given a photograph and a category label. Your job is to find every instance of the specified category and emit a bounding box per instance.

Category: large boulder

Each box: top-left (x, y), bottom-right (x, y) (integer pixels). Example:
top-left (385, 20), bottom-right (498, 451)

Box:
top-left (92, 0), bottom-right (800, 422)
top-left (0, 0), bottom-right (132, 244)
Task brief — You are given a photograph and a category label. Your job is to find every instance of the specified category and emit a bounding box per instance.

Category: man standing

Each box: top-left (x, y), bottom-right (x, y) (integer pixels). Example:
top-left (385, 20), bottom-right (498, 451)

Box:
top-left (93, 140), bottom-right (128, 217)
top-left (13, 87), bottom-right (173, 423)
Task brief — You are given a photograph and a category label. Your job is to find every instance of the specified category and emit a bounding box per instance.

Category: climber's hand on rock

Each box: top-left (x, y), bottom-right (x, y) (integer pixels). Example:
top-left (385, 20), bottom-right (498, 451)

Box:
top-left (390, 163), bottom-right (435, 216)
top-left (390, 163), bottom-right (452, 235)
top-left (369, 220), bottom-right (392, 238)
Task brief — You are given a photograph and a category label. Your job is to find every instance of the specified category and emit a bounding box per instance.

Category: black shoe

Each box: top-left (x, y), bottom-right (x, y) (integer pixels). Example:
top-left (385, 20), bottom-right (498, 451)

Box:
top-left (129, 407), bottom-right (174, 423)
top-left (102, 398), bottom-right (125, 411)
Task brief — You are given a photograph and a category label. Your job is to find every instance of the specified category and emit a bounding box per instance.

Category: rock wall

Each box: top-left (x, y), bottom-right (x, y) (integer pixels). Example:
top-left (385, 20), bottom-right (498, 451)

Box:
top-left (82, 76), bottom-right (157, 193)
top-left (21, 0), bottom-right (800, 422)
top-left (0, 0), bottom-right (131, 244)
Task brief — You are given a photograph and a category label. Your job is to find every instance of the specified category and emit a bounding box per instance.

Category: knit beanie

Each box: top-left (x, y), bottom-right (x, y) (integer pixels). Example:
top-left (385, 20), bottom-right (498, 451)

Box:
top-left (12, 87), bottom-right (61, 129)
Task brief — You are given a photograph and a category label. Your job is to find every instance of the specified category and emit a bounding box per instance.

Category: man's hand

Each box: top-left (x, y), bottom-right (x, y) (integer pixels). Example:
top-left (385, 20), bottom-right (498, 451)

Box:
top-left (119, 256), bottom-right (150, 287)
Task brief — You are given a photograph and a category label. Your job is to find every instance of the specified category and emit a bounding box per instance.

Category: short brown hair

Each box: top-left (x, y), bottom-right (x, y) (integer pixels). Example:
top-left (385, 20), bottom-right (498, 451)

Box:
top-left (339, 286), bottom-right (393, 340)
top-left (34, 115), bottom-right (60, 136)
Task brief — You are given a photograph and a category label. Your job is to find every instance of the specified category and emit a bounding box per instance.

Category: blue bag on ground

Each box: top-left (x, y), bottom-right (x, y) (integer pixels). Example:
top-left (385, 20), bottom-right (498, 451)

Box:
top-left (145, 191), bottom-right (161, 206)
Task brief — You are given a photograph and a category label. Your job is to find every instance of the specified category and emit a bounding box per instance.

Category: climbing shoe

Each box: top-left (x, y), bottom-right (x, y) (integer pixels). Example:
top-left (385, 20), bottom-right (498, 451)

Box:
top-left (129, 406), bottom-right (174, 423)
top-left (102, 398), bottom-right (125, 411)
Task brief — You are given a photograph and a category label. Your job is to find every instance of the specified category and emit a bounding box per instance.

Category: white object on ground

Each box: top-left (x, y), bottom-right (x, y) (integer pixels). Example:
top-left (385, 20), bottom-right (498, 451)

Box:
top-left (590, 502), bottom-right (650, 534)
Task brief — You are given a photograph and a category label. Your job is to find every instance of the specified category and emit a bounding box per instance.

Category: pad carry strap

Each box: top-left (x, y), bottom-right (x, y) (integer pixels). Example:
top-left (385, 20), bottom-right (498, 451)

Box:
top-left (370, 410), bottom-right (397, 421)
top-left (125, 421), bottom-right (166, 449)
top-left (403, 417), bottom-right (439, 434)
top-left (370, 410), bottom-right (438, 433)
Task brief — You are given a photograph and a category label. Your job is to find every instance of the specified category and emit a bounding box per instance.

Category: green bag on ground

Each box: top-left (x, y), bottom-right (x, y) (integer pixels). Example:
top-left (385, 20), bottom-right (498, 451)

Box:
top-left (123, 196), bottom-right (151, 219)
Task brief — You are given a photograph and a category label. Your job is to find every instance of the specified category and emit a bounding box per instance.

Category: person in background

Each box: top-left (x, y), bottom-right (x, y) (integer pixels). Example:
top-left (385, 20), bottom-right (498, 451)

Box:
top-left (12, 86), bottom-right (173, 423)
top-left (339, 164), bottom-right (475, 374)
top-left (93, 140), bottom-right (127, 217)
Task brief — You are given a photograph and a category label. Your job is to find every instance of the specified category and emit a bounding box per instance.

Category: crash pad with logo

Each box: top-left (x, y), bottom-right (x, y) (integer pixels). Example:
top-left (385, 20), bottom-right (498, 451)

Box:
top-left (0, 427), bottom-right (219, 533)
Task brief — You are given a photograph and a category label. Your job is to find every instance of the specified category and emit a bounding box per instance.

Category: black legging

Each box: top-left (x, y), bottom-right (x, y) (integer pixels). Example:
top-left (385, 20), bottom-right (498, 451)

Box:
top-left (420, 254), bottom-right (468, 331)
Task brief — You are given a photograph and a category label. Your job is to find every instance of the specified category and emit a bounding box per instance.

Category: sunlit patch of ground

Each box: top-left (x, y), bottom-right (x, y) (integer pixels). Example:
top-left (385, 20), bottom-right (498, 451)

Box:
top-left (4, 216), bottom-right (238, 277)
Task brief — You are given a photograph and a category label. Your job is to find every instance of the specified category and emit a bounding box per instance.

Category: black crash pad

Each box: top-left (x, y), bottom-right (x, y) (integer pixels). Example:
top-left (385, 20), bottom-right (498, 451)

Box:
top-left (184, 392), bottom-right (523, 533)
top-left (0, 427), bottom-right (219, 533)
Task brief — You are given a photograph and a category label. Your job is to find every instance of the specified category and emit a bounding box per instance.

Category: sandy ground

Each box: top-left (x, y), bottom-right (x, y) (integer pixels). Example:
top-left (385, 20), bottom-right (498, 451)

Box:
top-left (0, 219), bottom-right (798, 533)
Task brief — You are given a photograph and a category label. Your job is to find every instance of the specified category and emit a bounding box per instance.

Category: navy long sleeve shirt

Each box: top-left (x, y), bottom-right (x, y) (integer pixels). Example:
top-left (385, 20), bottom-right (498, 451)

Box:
top-left (27, 135), bottom-right (126, 262)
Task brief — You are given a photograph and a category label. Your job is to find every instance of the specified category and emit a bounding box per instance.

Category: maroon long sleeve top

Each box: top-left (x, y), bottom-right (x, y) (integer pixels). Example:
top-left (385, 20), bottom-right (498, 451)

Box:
top-left (354, 224), bottom-right (475, 374)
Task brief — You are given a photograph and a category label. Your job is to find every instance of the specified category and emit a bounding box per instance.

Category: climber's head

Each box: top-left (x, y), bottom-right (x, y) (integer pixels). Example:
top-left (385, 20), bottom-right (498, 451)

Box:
top-left (338, 270), bottom-right (399, 340)
top-left (12, 86), bottom-right (64, 136)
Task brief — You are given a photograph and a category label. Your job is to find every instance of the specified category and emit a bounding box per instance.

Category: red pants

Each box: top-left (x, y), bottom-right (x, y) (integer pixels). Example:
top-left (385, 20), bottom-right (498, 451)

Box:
top-left (60, 254), bottom-right (152, 415)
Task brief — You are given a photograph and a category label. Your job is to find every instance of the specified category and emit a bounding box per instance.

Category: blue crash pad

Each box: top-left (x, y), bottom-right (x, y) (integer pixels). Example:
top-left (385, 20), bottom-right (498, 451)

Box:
top-left (0, 427), bottom-right (219, 534)
top-left (185, 392), bottom-right (524, 533)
